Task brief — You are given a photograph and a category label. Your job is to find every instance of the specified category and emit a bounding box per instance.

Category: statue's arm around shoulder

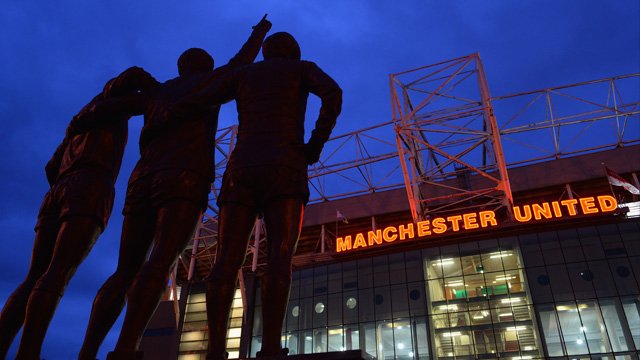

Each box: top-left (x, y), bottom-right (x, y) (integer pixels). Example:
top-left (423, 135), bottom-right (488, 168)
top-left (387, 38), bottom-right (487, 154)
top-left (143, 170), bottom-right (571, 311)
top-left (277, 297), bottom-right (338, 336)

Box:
top-left (67, 67), bottom-right (159, 135)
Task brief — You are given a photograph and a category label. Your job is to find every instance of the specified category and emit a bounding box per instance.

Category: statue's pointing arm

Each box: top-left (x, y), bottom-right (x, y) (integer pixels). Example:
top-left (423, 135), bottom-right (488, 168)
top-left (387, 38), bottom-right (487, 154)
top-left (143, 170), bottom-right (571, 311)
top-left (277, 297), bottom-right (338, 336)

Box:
top-left (227, 15), bottom-right (272, 68)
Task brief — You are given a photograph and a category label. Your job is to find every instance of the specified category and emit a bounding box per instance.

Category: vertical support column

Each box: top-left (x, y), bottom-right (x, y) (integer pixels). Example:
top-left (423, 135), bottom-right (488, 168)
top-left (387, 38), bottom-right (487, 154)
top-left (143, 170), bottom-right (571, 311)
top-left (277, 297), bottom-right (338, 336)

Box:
top-left (252, 218), bottom-right (262, 272)
top-left (391, 74), bottom-right (422, 223)
top-left (320, 224), bottom-right (325, 253)
top-left (565, 184), bottom-right (575, 200)
top-left (238, 269), bottom-right (247, 317)
top-left (187, 213), bottom-right (204, 281)
top-left (395, 130), bottom-right (420, 222)
top-left (169, 268), bottom-right (180, 327)
top-left (475, 53), bottom-right (514, 217)
top-left (239, 272), bottom-right (257, 358)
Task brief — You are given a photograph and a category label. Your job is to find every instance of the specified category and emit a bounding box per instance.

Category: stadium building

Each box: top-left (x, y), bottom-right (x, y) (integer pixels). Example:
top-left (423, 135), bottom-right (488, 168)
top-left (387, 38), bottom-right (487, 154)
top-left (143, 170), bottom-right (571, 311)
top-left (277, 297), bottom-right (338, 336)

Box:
top-left (140, 54), bottom-right (640, 360)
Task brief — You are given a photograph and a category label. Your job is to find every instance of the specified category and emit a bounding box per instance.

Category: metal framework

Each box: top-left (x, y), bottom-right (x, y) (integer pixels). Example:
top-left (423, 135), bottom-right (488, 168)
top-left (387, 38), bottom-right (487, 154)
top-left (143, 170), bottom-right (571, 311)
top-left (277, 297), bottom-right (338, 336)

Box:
top-left (172, 54), bottom-right (640, 315)
top-left (493, 73), bottom-right (640, 165)
top-left (390, 53), bottom-right (514, 222)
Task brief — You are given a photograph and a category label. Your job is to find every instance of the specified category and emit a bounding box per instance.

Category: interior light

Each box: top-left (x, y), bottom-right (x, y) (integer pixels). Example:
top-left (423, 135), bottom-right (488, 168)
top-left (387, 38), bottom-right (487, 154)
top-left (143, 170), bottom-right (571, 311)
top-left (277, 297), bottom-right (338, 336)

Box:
top-left (498, 312), bottom-right (513, 317)
top-left (442, 332), bottom-right (461, 337)
top-left (576, 339), bottom-right (584, 345)
top-left (439, 304), bottom-right (458, 311)
top-left (489, 252), bottom-right (512, 259)
top-left (623, 201), bottom-right (640, 218)
top-left (432, 258), bottom-right (455, 266)
top-left (501, 298), bottom-right (521, 304)
top-left (506, 326), bottom-right (527, 331)
top-left (495, 275), bottom-right (514, 281)
top-left (397, 343), bottom-right (405, 350)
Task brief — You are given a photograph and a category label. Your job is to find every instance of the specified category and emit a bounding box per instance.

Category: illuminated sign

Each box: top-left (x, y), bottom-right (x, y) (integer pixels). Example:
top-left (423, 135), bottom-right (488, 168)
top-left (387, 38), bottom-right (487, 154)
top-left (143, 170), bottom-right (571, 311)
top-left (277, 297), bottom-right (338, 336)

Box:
top-left (336, 195), bottom-right (617, 253)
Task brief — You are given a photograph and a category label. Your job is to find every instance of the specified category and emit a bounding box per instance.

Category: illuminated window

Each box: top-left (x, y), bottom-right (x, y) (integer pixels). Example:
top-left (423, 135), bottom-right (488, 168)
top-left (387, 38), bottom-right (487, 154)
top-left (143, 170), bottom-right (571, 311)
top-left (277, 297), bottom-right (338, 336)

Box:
top-left (427, 247), bottom-right (542, 359)
top-left (178, 288), bottom-right (244, 359)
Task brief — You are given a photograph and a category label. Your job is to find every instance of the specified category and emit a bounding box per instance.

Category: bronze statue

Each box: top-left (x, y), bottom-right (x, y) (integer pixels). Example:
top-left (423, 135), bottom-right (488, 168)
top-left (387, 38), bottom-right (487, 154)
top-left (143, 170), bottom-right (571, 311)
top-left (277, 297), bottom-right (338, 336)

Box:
top-left (79, 16), bottom-right (272, 360)
top-left (0, 67), bottom-right (157, 360)
top-left (173, 31), bottom-right (342, 359)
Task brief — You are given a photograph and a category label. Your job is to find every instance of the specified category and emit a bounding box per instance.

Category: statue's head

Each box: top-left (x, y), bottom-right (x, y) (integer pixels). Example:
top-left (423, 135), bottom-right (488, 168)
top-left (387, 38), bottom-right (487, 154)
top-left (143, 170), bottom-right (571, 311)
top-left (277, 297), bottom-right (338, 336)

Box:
top-left (178, 48), bottom-right (214, 76)
top-left (102, 77), bottom-right (134, 98)
top-left (262, 32), bottom-right (301, 60)
top-left (102, 67), bottom-right (156, 98)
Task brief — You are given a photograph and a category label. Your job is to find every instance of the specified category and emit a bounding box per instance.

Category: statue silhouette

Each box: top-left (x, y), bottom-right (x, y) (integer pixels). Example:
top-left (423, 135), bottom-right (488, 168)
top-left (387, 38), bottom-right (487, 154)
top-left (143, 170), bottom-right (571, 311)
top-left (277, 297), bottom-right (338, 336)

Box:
top-left (78, 16), bottom-right (272, 360)
top-left (0, 67), bottom-right (157, 360)
top-left (172, 31), bottom-right (342, 359)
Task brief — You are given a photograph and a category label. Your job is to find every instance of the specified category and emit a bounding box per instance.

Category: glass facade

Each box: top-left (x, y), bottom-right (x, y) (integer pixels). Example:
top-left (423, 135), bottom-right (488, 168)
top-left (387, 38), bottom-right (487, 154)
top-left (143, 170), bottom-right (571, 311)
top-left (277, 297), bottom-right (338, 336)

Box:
top-left (245, 219), bottom-right (640, 359)
top-left (178, 288), bottom-right (244, 359)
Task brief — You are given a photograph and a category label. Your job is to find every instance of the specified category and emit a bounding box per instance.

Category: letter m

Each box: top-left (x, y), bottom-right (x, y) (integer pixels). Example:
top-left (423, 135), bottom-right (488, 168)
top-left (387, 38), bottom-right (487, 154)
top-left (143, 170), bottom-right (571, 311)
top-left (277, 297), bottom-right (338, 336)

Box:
top-left (336, 236), bottom-right (352, 253)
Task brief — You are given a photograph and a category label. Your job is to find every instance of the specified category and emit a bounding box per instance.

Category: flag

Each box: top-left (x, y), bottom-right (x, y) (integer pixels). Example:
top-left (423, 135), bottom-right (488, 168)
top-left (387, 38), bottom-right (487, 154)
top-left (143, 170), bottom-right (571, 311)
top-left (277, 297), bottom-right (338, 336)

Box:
top-left (336, 210), bottom-right (349, 224)
top-left (606, 167), bottom-right (640, 195)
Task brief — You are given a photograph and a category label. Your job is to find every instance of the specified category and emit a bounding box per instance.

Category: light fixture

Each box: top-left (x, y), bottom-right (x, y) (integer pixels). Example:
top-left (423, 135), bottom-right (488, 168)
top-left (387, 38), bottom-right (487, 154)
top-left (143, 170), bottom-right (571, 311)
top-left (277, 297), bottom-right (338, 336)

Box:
top-left (495, 275), bottom-right (514, 281)
top-left (506, 326), bottom-right (527, 331)
top-left (489, 252), bottom-right (512, 259)
top-left (432, 258), bottom-right (455, 266)
top-left (501, 298), bottom-right (521, 304)
top-left (442, 332), bottom-right (461, 337)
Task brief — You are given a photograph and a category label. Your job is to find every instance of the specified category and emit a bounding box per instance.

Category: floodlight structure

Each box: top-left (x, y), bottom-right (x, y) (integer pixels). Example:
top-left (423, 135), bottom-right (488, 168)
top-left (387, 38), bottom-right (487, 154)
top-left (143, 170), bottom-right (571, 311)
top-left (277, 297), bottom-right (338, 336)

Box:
top-left (390, 53), bottom-right (513, 223)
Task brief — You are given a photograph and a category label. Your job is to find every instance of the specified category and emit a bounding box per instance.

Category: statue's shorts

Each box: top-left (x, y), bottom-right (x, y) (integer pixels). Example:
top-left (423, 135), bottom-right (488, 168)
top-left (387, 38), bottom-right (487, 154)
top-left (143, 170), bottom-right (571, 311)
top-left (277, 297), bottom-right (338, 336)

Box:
top-left (123, 169), bottom-right (210, 216)
top-left (35, 170), bottom-right (115, 231)
top-left (217, 165), bottom-right (309, 210)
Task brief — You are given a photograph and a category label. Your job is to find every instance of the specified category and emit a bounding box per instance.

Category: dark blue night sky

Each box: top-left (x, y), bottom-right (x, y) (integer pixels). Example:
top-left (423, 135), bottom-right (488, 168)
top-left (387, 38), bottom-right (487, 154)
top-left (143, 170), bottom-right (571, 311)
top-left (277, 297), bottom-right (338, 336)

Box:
top-left (1, 1), bottom-right (638, 359)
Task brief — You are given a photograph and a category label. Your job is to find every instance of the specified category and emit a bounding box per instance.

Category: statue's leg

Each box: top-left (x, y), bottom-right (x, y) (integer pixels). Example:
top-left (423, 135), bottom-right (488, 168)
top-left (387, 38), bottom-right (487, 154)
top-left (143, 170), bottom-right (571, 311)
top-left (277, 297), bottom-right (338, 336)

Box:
top-left (78, 212), bottom-right (156, 360)
top-left (15, 216), bottom-right (101, 360)
top-left (259, 198), bottom-right (304, 356)
top-left (112, 199), bottom-right (201, 355)
top-left (0, 222), bottom-right (58, 359)
top-left (205, 203), bottom-right (257, 360)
